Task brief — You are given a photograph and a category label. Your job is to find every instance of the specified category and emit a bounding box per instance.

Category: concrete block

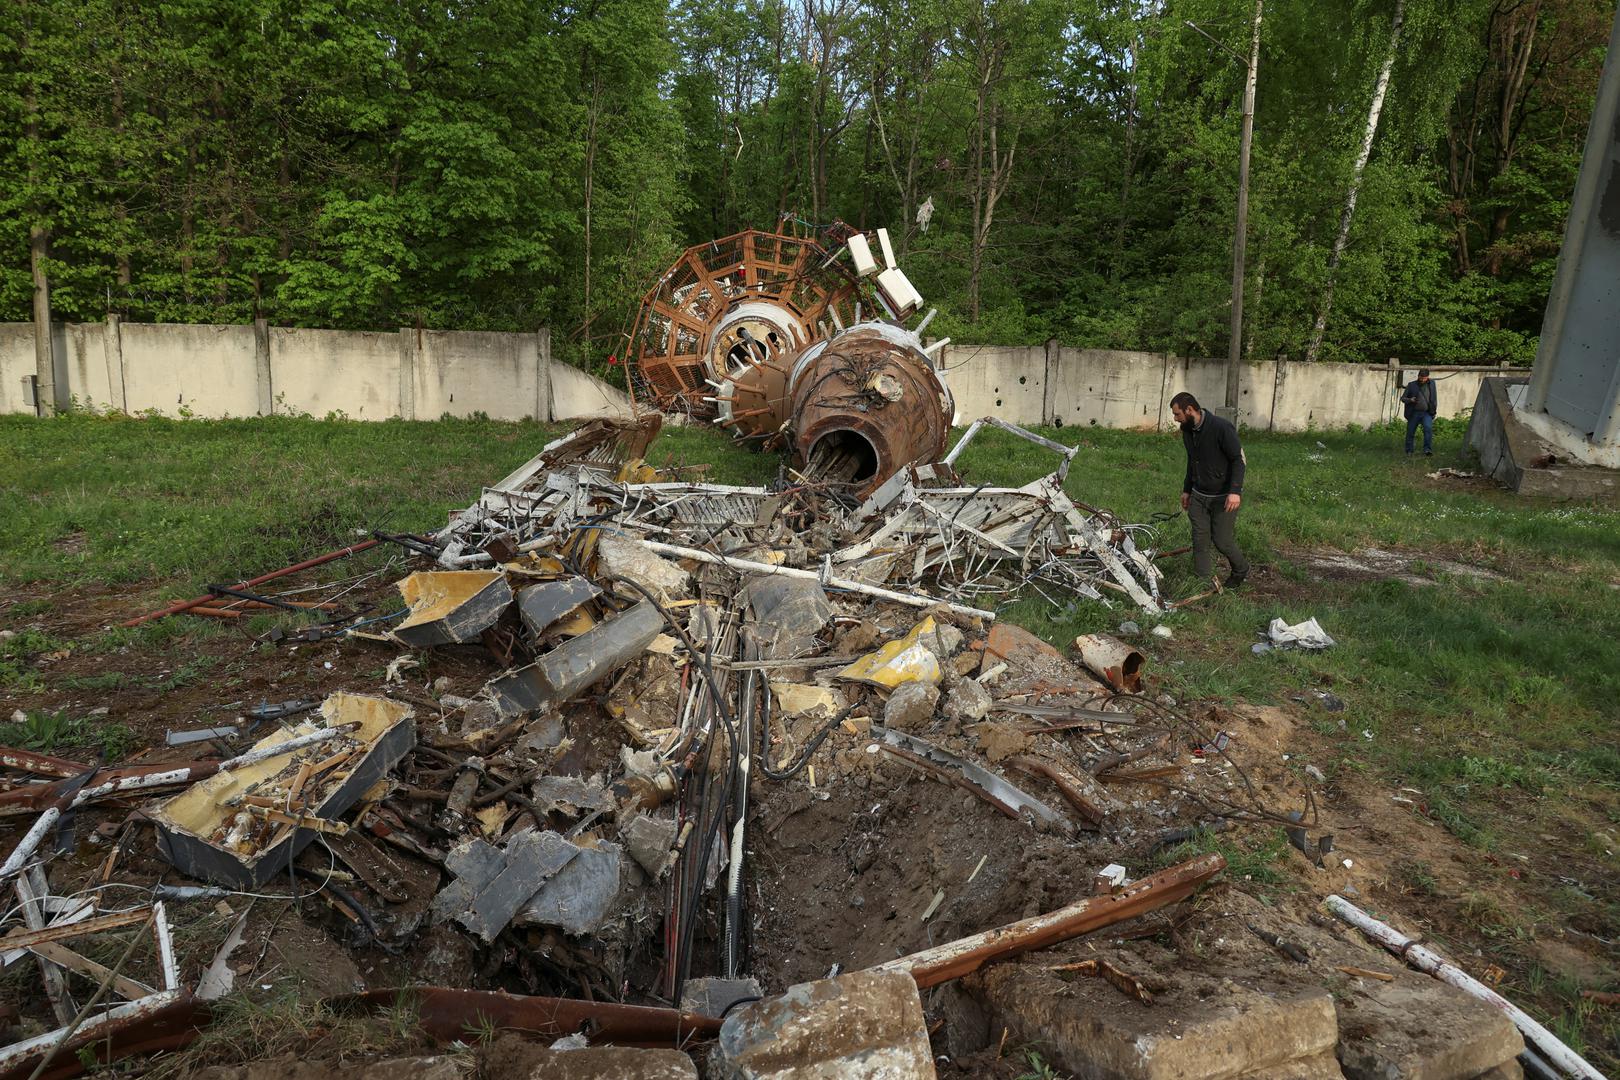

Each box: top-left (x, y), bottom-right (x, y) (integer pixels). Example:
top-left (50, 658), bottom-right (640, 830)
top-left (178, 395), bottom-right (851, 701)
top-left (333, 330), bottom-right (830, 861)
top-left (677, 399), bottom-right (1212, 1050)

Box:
top-left (1335, 978), bottom-right (1523, 1080)
top-left (712, 969), bottom-right (935, 1079)
top-left (975, 962), bottom-right (1339, 1080)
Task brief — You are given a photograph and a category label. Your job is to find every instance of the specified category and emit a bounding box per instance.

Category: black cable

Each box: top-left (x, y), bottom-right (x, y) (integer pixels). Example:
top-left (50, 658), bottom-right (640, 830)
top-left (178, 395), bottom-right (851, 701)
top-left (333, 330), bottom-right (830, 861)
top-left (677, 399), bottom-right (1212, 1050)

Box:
top-left (598, 574), bottom-right (740, 999)
top-left (755, 681), bottom-right (858, 781)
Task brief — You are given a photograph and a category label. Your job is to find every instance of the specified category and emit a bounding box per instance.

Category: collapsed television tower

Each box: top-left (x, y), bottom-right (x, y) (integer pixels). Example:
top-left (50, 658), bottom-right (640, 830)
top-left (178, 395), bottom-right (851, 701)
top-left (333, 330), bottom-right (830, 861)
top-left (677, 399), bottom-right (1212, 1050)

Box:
top-left (626, 220), bottom-right (953, 497)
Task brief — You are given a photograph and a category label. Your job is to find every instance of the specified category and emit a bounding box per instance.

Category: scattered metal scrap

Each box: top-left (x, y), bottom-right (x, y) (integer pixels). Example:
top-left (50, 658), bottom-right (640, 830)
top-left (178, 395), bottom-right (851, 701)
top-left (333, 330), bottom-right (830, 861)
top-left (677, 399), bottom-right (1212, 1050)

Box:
top-left (0, 229), bottom-right (1320, 1077)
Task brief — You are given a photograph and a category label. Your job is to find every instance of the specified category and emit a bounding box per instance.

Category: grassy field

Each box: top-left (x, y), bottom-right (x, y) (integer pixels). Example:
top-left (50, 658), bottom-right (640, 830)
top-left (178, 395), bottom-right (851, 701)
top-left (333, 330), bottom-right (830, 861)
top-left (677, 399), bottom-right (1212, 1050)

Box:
top-left (2, 410), bottom-right (1618, 1056)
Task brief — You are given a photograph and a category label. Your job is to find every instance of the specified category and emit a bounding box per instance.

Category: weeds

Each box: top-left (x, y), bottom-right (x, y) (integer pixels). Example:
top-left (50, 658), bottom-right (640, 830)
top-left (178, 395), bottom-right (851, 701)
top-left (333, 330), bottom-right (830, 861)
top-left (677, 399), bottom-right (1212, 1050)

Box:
top-left (0, 708), bottom-right (133, 759)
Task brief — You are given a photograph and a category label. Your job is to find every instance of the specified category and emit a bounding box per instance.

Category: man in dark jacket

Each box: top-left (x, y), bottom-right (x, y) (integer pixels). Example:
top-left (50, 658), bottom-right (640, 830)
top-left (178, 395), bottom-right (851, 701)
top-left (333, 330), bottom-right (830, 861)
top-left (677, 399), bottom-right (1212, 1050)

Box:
top-left (1170, 392), bottom-right (1250, 589)
top-left (1401, 369), bottom-right (1438, 456)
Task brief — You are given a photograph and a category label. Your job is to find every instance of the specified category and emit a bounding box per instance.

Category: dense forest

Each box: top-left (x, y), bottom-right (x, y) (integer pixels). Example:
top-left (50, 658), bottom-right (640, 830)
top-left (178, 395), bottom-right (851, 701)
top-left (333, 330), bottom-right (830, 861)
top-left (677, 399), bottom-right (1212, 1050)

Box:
top-left (1, 0), bottom-right (1611, 370)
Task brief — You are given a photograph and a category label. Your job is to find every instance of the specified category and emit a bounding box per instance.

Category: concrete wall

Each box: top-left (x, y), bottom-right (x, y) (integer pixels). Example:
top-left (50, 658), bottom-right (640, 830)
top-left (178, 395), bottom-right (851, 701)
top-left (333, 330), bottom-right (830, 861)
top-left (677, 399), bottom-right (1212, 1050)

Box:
top-left (0, 318), bottom-right (1504, 432)
top-left (936, 343), bottom-right (1506, 434)
top-left (0, 320), bottom-right (630, 422)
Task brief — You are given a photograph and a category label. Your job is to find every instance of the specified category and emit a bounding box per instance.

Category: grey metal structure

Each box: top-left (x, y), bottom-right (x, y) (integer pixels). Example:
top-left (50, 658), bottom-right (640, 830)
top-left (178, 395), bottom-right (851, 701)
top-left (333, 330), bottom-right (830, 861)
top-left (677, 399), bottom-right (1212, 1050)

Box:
top-left (1522, 8), bottom-right (1620, 447)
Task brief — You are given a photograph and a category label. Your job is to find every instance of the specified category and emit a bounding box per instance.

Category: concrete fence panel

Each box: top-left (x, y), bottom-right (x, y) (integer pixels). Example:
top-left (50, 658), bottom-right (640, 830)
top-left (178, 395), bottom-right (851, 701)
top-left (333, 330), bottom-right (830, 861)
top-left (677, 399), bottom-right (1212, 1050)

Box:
top-left (947, 344), bottom-right (1044, 426)
top-left (415, 330), bottom-right (542, 421)
top-left (0, 319), bottom-right (1507, 431)
top-left (0, 324), bottom-right (36, 414)
top-left (1052, 348), bottom-right (1178, 431)
top-left (270, 327), bottom-right (396, 419)
top-left (122, 322), bottom-right (259, 417)
top-left (551, 361), bottom-right (632, 419)
top-left (52, 323), bottom-right (113, 411)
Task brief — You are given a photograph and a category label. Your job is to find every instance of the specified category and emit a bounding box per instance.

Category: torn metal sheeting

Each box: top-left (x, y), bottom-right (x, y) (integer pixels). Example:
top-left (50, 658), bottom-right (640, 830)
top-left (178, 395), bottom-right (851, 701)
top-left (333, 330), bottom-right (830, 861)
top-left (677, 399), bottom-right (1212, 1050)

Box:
top-left (516, 576), bottom-right (602, 637)
top-left (151, 693), bottom-right (414, 888)
top-left (393, 570), bottom-right (514, 647)
top-left (838, 617), bottom-right (942, 689)
top-left (487, 600), bottom-right (666, 716)
top-left (435, 829), bottom-right (623, 941)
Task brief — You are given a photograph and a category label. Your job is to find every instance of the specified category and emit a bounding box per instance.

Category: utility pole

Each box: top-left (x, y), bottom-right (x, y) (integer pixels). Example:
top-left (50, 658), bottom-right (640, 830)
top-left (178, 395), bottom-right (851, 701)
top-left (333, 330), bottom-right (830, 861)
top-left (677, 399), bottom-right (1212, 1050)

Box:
top-left (1227, 0), bottom-right (1262, 417)
top-left (1187, 3), bottom-right (1263, 419)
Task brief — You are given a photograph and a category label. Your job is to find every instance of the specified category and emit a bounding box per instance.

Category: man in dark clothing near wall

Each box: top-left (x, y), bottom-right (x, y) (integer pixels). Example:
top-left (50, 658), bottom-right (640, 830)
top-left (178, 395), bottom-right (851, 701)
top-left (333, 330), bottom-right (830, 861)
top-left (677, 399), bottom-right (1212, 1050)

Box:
top-left (1170, 392), bottom-right (1250, 590)
top-left (1401, 369), bottom-right (1438, 456)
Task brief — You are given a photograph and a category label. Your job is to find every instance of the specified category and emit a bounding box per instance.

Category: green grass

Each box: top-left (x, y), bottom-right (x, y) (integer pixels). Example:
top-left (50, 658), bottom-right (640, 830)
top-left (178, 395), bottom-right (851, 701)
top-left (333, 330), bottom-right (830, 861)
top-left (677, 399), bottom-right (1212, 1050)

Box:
top-left (0, 412), bottom-right (764, 587)
top-left (1, 410), bottom-right (1615, 1066)
top-left (952, 416), bottom-right (1620, 832)
top-left (0, 708), bottom-right (134, 760)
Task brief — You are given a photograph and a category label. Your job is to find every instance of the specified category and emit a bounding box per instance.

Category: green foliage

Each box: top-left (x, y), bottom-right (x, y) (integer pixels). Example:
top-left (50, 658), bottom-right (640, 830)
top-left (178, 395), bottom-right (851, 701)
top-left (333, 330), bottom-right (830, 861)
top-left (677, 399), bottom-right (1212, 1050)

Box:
top-left (0, 708), bottom-right (133, 760)
top-left (1, 0), bottom-right (1604, 361)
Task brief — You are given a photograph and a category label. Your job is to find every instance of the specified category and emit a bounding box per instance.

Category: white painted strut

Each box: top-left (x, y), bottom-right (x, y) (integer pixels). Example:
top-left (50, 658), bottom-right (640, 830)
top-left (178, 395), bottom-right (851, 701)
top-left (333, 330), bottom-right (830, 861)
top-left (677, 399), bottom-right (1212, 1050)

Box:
top-left (1324, 895), bottom-right (1604, 1080)
top-left (636, 540), bottom-right (996, 621)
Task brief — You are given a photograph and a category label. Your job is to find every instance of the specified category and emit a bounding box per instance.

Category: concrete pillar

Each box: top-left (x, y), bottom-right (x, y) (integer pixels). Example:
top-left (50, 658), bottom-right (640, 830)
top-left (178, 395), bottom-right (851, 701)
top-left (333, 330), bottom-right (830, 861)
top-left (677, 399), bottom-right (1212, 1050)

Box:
top-left (398, 327), bottom-right (418, 420)
top-left (253, 317), bottom-right (273, 416)
top-left (1040, 338), bottom-right (1060, 426)
top-left (102, 314), bottom-right (128, 414)
top-left (537, 327), bottom-right (553, 422)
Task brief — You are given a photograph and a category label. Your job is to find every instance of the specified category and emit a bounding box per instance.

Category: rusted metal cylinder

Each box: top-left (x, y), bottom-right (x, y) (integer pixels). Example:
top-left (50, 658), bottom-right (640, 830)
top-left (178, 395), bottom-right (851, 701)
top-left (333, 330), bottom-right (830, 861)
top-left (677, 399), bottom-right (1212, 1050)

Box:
top-left (784, 324), bottom-right (951, 496)
top-left (1072, 633), bottom-right (1145, 693)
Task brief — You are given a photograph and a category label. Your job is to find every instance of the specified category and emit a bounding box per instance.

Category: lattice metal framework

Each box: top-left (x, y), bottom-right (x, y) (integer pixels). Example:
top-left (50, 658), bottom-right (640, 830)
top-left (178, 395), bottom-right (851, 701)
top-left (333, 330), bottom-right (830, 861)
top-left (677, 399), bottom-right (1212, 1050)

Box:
top-left (627, 222), bottom-right (861, 418)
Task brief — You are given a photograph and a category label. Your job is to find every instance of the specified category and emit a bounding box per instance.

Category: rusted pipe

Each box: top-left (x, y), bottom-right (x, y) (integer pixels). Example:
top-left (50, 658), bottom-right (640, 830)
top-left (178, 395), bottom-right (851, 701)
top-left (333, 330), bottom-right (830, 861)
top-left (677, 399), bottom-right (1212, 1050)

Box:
top-left (1072, 634), bottom-right (1144, 694)
top-left (867, 853), bottom-right (1225, 989)
top-left (0, 748), bottom-right (92, 780)
top-left (121, 538), bottom-right (383, 628)
top-left (1005, 755), bottom-right (1111, 826)
top-left (329, 987), bottom-right (722, 1047)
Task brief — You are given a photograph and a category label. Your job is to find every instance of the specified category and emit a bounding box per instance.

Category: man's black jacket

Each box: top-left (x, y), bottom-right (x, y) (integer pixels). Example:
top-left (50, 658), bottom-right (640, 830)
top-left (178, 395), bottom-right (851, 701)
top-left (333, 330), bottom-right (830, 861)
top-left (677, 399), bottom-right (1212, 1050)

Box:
top-left (1182, 411), bottom-right (1246, 497)
top-left (1402, 379), bottom-right (1437, 419)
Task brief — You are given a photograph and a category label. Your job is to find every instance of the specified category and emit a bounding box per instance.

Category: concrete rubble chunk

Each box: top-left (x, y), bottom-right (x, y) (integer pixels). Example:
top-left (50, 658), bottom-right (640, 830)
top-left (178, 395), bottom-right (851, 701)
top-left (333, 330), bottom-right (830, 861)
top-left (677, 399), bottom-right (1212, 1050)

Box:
top-left (712, 969), bottom-right (935, 1079)
top-left (883, 682), bottom-right (940, 732)
top-left (597, 533), bottom-right (691, 601)
top-left (942, 678), bottom-right (991, 724)
top-left (1334, 977), bottom-right (1524, 1080)
top-left (921, 622), bottom-right (964, 658)
top-left (974, 962), bottom-right (1340, 1080)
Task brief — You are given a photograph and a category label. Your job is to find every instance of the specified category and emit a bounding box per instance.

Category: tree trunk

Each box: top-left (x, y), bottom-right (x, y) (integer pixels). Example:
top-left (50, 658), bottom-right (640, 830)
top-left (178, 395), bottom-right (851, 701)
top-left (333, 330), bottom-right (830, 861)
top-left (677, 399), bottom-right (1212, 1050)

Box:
top-left (22, 12), bottom-right (55, 417)
top-left (581, 75), bottom-right (601, 364)
top-left (1304, 0), bottom-right (1405, 362)
top-left (29, 225), bottom-right (55, 418)
top-left (1111, 23), bottom-right (1141, 284)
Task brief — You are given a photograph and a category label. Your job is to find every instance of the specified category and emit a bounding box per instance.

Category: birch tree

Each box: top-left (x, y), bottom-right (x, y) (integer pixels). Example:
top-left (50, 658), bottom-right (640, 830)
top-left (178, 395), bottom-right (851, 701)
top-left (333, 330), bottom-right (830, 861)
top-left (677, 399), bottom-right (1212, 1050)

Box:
top-left (1304, 0), bottom-right (1406, 362)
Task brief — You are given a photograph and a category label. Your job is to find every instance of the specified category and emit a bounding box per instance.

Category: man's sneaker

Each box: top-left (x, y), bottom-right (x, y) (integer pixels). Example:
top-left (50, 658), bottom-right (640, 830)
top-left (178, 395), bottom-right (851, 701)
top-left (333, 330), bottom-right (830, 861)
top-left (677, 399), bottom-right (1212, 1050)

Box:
top-left (1224, 573), bottom-right (1247, 590)
top-left (1424, 451), bottom-right (1433, 456)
